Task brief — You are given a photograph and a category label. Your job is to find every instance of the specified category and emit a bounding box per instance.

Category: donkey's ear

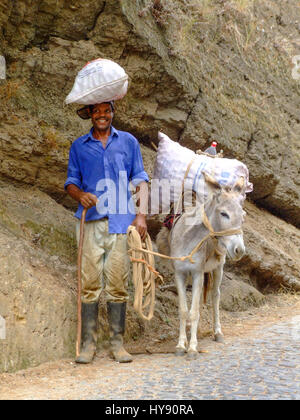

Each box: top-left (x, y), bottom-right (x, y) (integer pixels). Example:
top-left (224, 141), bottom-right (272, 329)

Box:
top-left (232, 177), bottom-right (245, 194)
top-left (202, 172), bottom-right (222, 192)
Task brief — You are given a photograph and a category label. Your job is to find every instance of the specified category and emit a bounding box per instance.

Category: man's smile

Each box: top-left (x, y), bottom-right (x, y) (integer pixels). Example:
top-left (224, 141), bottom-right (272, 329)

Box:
top-left (95, 118), bottom-right (109, 127)
top-left (90, 103), bottom-right (114, 136)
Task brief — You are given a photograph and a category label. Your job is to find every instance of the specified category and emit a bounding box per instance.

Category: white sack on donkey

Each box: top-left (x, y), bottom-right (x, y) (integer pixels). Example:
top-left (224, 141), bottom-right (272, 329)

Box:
top-left (151, 132), bottom-right (253, 214)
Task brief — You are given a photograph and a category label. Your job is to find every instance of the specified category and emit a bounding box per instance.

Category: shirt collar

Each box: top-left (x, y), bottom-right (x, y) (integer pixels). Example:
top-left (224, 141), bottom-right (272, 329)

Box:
top-left (83, 126), bottom-right (119, 143)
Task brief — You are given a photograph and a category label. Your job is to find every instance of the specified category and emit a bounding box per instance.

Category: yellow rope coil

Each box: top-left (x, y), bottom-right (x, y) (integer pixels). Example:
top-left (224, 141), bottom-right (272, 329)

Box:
top-left (127, 226), bottom-right (163, 322)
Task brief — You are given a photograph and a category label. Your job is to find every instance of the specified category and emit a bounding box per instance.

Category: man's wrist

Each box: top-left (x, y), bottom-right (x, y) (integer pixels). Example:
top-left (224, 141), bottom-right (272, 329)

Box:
top-left (67, 184), bottom-right (84, 203)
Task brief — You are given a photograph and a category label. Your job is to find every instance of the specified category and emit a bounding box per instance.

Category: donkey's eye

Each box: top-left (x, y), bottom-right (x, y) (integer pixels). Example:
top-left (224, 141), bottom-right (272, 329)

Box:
top-left (220, 211), bottom-right (229, 219)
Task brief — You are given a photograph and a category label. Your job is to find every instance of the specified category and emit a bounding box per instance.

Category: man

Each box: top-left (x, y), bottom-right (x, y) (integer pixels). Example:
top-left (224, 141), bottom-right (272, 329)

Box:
top-left (65, 101), bottom-right (149, 364)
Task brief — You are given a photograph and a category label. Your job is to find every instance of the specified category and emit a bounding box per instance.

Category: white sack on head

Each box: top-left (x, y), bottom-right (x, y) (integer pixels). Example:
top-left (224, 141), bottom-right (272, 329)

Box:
top-left (65, 58), bottom-right (128, 105)
top-left (151, 132), bottom-right (253, 214)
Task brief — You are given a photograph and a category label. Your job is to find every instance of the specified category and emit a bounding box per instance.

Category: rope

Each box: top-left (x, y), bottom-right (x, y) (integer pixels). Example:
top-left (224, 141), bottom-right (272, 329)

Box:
top-left (127, 226), bottom-right (163, 322)
top-left (128, 202), bottom-right (242, 271)
top-left (128, 223), bottom-right (241, 266)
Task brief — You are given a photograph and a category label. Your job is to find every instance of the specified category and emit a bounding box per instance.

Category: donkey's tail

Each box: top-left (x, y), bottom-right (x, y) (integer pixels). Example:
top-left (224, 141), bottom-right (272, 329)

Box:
top-left (156, 226), bottom-right (173, 270)
top-left (156, 226), bottom-right (170, 255)
top-left (203, 272), bottom-right (212, 304)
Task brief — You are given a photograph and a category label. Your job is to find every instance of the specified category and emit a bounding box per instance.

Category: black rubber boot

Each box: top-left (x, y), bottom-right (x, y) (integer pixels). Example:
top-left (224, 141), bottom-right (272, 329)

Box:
top-left (107, 302), bottom-right (133, 363)
top-left (75, 302), bottom-right (98, 364)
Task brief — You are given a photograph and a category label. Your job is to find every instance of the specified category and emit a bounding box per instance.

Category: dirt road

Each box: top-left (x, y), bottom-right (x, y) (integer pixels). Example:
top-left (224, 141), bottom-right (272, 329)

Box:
top-left (0, 296), bottom-right (299, 400)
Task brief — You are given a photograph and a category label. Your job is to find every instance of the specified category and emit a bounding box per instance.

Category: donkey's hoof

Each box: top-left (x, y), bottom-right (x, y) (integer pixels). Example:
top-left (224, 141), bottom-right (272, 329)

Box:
top-left (175, 348), bottom-right (186, 356)
top-left (214, 333), bottom-right (224, 343)
top-left (186, 350), bottom-right (198, 360)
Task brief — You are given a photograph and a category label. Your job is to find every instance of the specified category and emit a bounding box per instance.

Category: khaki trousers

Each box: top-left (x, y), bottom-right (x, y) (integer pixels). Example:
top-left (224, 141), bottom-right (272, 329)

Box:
top-left (76, 219), bottom-right (130, 304)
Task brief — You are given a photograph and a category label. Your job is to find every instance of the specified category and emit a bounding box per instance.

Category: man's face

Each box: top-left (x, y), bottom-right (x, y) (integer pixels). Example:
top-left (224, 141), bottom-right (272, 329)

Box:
top-left (90, 103), bottom-right (113, 132)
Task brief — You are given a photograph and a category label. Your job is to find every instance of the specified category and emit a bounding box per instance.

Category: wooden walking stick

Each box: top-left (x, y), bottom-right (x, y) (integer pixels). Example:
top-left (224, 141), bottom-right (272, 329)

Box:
top-left (76, 207), bottom-right (87, 358)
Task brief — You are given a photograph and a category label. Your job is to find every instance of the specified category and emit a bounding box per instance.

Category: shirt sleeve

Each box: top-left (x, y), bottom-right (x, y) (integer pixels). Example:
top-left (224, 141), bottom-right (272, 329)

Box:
top-left (64, 142), bottom-right (82, 190)
top-left (130, 138), bottom-right (149, 187)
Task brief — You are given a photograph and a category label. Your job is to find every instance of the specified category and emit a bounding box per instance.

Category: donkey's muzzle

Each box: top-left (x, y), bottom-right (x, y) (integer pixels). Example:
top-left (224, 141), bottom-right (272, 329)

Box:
top-left (231, 243), bottom-right (245, 261)
top-left (225, 234), bottom-right (245, 261)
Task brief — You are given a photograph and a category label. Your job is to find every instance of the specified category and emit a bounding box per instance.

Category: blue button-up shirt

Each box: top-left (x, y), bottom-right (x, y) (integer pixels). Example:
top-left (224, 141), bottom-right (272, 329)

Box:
top-left (64, 126), bottom-right (149, 233)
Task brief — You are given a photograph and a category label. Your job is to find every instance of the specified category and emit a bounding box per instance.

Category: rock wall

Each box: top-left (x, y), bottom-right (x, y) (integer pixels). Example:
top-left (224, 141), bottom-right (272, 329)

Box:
top-left (0, 0), bottom-right (299, 225)
top-left (0, 183), bottom-right (78, 372)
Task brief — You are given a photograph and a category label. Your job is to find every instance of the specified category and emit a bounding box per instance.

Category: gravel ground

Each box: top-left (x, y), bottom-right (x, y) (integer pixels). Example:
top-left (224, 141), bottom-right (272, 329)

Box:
top-left (0, 312), bottom-right (299, 400)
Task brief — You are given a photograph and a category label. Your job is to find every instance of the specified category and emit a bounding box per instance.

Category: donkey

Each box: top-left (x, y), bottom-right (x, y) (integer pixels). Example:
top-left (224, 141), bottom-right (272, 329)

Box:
top-left (156, 172), bottom-right (246, 359)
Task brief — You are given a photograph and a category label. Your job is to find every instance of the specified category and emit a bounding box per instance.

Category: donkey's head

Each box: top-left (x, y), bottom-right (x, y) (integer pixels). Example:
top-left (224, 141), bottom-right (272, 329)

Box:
top-left (203, 173), bottom-right (246, 261)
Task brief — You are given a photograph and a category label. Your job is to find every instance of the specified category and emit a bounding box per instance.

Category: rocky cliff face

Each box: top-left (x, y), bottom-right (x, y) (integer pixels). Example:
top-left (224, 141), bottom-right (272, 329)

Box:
top-left (0, 0), bottom-right (299, 372)
top-left (0, 0), bottom-right (299, 224)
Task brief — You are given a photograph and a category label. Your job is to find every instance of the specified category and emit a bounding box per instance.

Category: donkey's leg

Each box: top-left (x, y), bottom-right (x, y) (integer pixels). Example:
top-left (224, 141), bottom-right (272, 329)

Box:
top-left (187, 271), bottom-right (204, 358)
top-left (174, 270), bottom-right (188, 355)
top-left (212, 265), bottom-right (224, 343)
